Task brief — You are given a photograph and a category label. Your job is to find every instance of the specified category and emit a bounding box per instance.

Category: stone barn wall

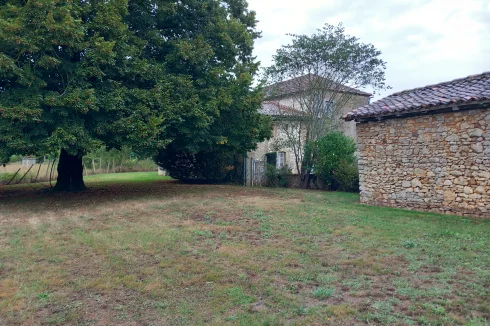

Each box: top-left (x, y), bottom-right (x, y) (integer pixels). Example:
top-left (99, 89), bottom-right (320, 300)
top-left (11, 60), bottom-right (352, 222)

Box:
top-left (357, 108), bottom-right (490, 218)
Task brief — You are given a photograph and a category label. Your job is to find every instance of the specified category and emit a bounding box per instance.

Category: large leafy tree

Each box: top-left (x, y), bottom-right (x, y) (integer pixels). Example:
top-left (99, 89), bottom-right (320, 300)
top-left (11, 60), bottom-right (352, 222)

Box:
top-left (0, 0), bottom-right (268, 190)
top-left (155, 76), bottom-right (271, 182)
top-left (146, 0), bottom-right (271, 181)
top-left (265, 23), bottom-right (389, 188)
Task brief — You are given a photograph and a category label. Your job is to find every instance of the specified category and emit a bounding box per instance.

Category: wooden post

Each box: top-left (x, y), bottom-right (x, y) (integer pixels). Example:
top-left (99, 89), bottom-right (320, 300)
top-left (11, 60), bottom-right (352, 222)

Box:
top-left (17, 164), bottom-right (35, 184)
top-left (7, 168), bottom-right (21, 185)
top-left (34, 162), bottom-right (43, 182)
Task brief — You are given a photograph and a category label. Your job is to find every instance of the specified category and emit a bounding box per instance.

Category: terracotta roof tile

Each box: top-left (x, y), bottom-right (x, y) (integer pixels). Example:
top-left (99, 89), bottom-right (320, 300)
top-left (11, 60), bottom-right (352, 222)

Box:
top-left (343, 71), bottom-right (490, 121)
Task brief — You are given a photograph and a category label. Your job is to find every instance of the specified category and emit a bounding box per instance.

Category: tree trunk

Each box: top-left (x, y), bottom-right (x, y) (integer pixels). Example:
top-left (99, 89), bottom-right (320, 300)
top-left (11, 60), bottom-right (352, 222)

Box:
top-left (54, 149), bottom-right (87, 191)
top-left (300, 169), bottom-right (311, 189)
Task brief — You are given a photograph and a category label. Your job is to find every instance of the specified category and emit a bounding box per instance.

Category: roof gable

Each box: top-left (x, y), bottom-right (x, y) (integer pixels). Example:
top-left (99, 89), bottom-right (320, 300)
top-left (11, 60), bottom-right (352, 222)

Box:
top-left (265, 74), bottom-right (372, 99)
top-left (343, 71), bottom-right (490, 121)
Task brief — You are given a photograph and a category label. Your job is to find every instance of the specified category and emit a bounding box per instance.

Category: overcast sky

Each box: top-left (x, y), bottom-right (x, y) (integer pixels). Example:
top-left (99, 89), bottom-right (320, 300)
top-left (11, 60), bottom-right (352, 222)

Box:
top-left (248, 0), bottom-right (490, 100)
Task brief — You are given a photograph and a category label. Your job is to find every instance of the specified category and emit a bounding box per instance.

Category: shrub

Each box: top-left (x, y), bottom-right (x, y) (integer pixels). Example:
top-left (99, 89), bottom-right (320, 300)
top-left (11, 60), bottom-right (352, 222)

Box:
top-left (314, 132), bottom-right (358, 192)
top-left (154, 145), bottom-right (244, 183)
top-left (0, 172), bottom-right (16, 183)
top-left (332, 162), bottom-right (359, 192)
top-left (313, 287), bottom-right (335, 299)
top-left (9, 155), bottom-right (22, 163)
top-left (265, 164), bottom-right (292, 188)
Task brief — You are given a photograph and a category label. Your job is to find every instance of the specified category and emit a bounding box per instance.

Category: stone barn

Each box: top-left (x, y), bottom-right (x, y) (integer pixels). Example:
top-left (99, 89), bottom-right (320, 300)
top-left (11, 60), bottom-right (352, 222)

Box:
top-left (343, 72), bottom-right (490, 218)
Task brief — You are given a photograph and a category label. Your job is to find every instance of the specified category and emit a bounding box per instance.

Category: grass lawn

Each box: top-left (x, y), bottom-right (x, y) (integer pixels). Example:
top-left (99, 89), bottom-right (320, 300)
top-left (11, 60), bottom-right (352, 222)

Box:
top-left (84, 172), bottom-right (173, 184)
top-left (0, 173), bottom-right (489, 325)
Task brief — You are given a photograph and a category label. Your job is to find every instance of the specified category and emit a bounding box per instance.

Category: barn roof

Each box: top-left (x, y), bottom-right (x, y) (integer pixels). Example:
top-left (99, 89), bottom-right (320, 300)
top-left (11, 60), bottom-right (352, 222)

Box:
top-left (343, 71), bottom-right (490, 121)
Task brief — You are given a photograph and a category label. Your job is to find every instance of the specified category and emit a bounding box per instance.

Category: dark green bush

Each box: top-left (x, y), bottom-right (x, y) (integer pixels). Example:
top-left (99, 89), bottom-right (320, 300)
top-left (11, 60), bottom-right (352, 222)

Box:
top-left (332, 161), bottom-right (359, 192)
top-left (265, 165), bottom-right (292, 188)
top-left (314, 132), bottom-right (358, 192)
top-left (154, 145), bottom-right (244, 183)
top-left (9, 155), bottom-right (22, 163)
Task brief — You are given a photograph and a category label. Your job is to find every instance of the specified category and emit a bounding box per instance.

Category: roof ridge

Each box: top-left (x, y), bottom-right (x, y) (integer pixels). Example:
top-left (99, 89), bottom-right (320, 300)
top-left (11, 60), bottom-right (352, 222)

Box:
top-left (392, 71), bottom-right (490, 96)
top-left (343, 70), bottom-right (490, 121)
top-left (266, 74), bottom-right (372, 97)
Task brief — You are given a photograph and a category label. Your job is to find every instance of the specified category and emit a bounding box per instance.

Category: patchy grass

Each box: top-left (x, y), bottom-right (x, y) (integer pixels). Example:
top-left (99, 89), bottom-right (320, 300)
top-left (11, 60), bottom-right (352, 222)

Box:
top-left (0, 173), bottom-right (489, 325)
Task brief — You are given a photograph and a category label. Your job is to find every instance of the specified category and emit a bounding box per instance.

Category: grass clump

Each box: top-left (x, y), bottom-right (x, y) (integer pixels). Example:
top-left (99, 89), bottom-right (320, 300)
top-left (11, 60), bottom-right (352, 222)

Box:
top-left (312, 287), bottom-right (335, 299)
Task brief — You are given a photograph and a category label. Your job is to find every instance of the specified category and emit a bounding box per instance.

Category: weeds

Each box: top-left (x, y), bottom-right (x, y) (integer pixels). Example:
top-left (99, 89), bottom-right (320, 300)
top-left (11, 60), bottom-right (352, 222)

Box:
top-left (312, 287), bottom-right (335, 299)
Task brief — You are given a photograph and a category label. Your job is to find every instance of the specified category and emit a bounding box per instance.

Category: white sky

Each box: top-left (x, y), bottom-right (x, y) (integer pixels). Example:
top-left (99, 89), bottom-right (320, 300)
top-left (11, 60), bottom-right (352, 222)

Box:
top-left (248, 0), bottom-right (490, 100)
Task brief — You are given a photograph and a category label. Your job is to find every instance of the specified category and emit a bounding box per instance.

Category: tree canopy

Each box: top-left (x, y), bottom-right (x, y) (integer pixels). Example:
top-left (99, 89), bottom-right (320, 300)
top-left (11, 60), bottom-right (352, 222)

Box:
top-left (265, 23), bottom-right (389, 187)
top-left (0, 0), bottom-right (270, 189)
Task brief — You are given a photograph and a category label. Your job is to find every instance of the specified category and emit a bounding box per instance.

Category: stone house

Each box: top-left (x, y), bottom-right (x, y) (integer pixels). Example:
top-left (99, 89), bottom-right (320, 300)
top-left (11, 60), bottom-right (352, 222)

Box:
top-left (343, 71), bottom-right (490, 218)
top-left (247, 75), bottom-right (370, 181)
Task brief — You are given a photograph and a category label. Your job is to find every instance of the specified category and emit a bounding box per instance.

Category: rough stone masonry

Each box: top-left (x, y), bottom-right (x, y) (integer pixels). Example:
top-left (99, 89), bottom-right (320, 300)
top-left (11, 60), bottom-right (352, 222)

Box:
top-left (357, 108), bottom-right (490, 218)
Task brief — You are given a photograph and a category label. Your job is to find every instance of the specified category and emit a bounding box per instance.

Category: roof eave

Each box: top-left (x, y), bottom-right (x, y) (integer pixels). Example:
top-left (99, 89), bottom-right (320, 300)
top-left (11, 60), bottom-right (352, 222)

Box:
top-left (345, 100), bottom-right (490, 122)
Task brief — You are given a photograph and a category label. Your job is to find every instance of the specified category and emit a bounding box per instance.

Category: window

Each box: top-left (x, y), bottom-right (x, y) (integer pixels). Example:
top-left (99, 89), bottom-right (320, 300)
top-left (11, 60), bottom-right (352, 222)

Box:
top-left (266, 152), bottom-right (277, 166)
top-left (277, 152), bottom-right (286, 168)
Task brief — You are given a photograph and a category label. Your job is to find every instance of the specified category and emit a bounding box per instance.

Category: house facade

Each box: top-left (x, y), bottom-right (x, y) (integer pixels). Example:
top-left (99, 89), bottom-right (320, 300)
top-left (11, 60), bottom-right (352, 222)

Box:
top-left (247, 75), bottom-right (371, 181)
top-left (344, 71), bottom-right (490, 218)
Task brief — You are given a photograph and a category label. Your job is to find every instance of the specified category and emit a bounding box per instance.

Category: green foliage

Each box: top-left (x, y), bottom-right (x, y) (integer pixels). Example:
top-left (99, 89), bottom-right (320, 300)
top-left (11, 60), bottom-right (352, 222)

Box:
top-left (155, 89), bottom-right (272, 182)
top-left (0, 0), bottom-right (270, 185)
top-left (9, 155), bottom-right (22, 163)
top-left (312, 287), bottom-right (335, 299)
top-left (37, 292), bottom-right (50, 302)
top-left (149, 0), bottom-right (272, 182)
top-left (264, 23), bottom-right (389, 186)
top-left (192, 230), bottom-right (214, 239)
top-left (423, 303), bottom-right (446, 315)
top-left (155, 148), bottom-right (242, 183)
top-left (265, 23), bottom-right (389, 94)
top-left (265, 165), bottom-right (292, 188)
top-left (313, 132), bottom-right (358, 191)
top-left (228, 287), bottom-right (255, 306)
top-left (332, 163), bottom-right (359, 192)
top-left (0, 172), bottom-right (16, 183)
top-left (403, 240), bottom-right (418, 249)
top-left (0, 0), bottom-right (156, 162)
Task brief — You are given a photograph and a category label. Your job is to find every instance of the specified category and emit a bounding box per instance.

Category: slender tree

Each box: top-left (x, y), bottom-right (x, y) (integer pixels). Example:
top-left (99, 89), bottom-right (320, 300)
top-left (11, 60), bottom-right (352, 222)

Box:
top-left (265, 23), bottom-right (389, 187)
